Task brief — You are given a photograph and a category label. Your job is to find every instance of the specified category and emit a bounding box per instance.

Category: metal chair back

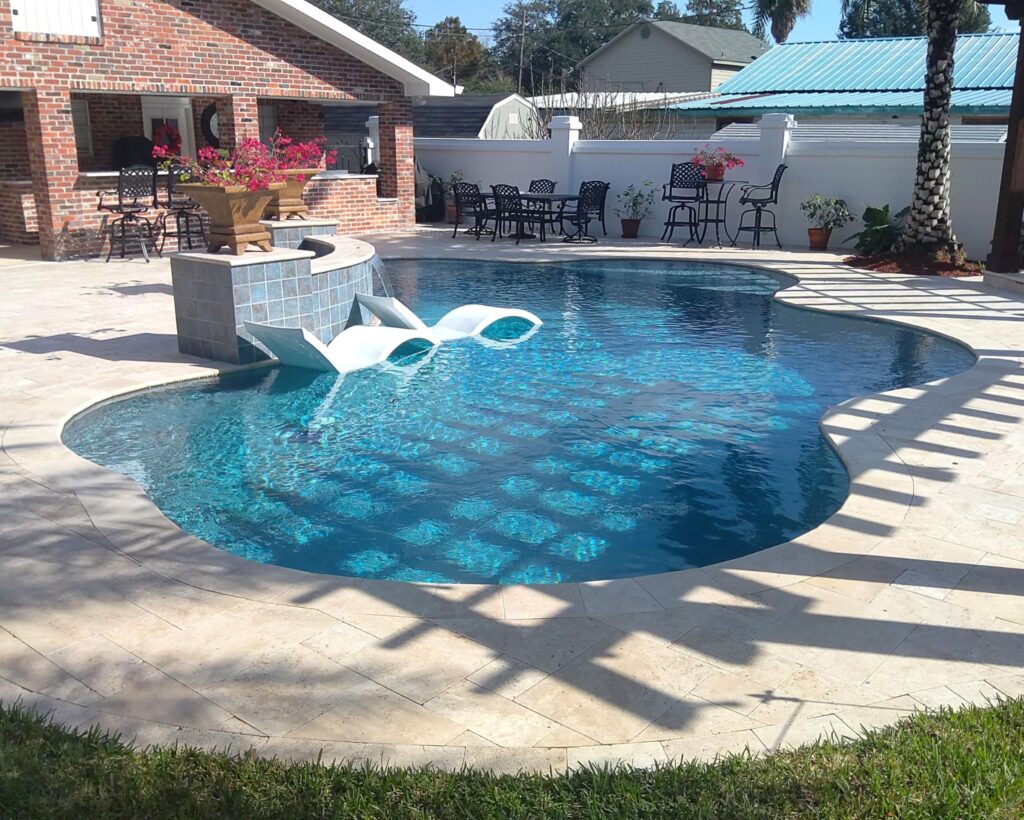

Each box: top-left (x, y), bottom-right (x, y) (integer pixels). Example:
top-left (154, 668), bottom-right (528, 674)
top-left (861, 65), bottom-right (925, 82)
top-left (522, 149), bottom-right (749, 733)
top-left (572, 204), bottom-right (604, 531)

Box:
top-left (491, 183), bottom-right (523, 217)
top-left (664, 162), bottom-right (705, 201)
top-left (117, 165), bottom-right (157, 209)
top-left (453, 181), bottom-right (485, 211)
top-left (528, 179), bottom-right (556, 194)
top-left (577, 180), bottom-right (609, 214)
top-left (765, 163), bottom-right (787, 203)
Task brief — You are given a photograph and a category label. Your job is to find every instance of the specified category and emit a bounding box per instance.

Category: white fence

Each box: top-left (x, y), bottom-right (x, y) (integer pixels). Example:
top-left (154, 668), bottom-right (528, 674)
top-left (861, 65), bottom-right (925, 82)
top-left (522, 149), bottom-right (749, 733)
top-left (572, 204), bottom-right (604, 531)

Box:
top-left (414, 114), bottom-right (1003, 259)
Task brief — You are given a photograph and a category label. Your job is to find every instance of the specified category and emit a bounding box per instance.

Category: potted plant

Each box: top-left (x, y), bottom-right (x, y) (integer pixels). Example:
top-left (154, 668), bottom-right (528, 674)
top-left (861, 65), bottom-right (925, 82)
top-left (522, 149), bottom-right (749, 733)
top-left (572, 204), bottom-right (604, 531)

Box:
top-left (691, 145), bottom-right (745, 181)
top-left (265, 129), bottom-right (337, 220)
top-left (800, 195), bottom-right (855, 250)
top-left (155, 140), bottom-right (286, 255)
top-left (443, 170), bottom-right (465, 224)
top-left (616, 181), bottom-right (655, 239)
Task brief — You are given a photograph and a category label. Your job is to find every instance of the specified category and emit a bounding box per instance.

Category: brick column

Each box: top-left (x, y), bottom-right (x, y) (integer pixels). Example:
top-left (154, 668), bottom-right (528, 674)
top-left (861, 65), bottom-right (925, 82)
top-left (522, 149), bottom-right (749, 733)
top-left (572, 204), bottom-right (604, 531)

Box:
top-left (376, 98), bottom-right (414, 223)
top-left (22, 87), bottom-right (80, 261)
top-left (217, 95), bottom-right (260, 151)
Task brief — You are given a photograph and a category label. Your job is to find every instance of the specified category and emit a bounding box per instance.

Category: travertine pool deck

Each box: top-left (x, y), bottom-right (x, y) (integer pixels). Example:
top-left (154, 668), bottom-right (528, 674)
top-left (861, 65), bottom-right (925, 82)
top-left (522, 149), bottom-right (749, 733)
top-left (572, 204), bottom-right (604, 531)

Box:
top-left (2, 230), bottom-right (1024, 773)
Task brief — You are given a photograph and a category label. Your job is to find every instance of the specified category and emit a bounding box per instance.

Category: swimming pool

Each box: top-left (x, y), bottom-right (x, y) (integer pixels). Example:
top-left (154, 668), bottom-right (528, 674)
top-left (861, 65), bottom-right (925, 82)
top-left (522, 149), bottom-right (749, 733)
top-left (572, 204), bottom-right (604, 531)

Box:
top-left (64, 259), bottom-right (975, 584)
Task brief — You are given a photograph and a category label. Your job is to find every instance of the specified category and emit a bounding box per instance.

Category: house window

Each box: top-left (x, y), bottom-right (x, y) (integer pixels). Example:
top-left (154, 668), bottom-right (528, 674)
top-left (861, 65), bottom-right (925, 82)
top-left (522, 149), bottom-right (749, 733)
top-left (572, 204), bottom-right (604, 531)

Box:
top-left (71, 98), bottom-right (93, 158)
top-left (258, 103), bottom-right (279, 144)
top-left (10, 0), bottom-right (102, 38)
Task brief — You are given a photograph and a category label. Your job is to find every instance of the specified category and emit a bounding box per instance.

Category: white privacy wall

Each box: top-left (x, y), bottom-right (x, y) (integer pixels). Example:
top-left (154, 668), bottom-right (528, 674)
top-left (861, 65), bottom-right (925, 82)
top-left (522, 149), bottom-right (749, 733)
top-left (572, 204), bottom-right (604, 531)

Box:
top-left (414, 115), bottom-right (1003, 259)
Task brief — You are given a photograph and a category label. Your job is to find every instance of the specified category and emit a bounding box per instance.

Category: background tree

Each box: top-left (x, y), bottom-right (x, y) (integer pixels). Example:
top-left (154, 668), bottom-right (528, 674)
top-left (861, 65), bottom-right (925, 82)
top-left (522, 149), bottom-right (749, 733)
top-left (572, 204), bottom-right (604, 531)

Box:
top-left (683, 0), bottom-right (748, 31)
top-left (309, 0), bottom-right (424, 62)
top-left (492, 0), bottom-right (656, 94)
top-left (423, 17), bottom-right (488, 87)
top-left (751, 0), bottom-right (812, 43)
top-left (839, 0), bottom-right (990, 38)
top-left (654, 1), bottom-right (684, 19)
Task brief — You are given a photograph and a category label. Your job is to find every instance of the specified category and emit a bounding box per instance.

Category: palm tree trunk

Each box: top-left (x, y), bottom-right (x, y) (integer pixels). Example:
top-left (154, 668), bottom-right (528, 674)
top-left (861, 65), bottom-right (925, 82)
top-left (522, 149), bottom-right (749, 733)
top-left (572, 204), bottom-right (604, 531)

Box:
top-left (899, 0), bottom-right (962, 255)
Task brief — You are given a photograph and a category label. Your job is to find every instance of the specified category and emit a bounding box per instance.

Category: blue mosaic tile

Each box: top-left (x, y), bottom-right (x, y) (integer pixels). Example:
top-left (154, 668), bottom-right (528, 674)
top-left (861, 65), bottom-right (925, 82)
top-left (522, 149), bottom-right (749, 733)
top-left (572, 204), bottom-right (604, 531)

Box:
top-left (491, 511), bottom-right (559, 545)
top-left (500, 476), bottom-right (539, 499)
top-left (396, 519), bottom-right (450, 547)
top-left (504, 421), bottom-right (549, 439)
top-left (608, 451), bottom-right (671, 473)
top-left (568, 440), bottom-right (608, 458)
top-left (549, 533), bottom-right (608, 562)
top-left (342, 549), bottom-right (398, 575)
top-left (450, 497), bottom-right (496, 521)
top-left (377, 471), bottom-right (431, 496)
top-left (386, 567), bottom-right (455, 583)
top-left (569, 469), bottom-right (640, 497)
top-left (539, 489), bottom-right (601, 516)
top-left (433, 453), bottom-right (477, 476)
top-left (533, 457), bottom-right (576, 476)
top-left (467, 436), bottom-right (511, 457)
top-left (600, 512), bottom-right (638, 532)
top-left (500, 564), bottom-right (564, 584)
top-left (542, 409), bottom-right (579, 425)
top-left (444, 535), bottom-right (518, 576)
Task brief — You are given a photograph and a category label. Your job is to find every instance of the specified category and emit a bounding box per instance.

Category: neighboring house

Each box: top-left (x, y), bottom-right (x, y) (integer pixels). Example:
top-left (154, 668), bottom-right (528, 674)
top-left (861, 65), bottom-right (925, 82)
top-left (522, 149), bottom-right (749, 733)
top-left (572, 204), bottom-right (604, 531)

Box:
top-left (671, 33), bottom-right (1015, 129)
top-left (0, 0), bottom-right (455, 260)
top-left (325, 94), bottom-right (540, 169)
top-left (578, 20), bottom-right (769, 93)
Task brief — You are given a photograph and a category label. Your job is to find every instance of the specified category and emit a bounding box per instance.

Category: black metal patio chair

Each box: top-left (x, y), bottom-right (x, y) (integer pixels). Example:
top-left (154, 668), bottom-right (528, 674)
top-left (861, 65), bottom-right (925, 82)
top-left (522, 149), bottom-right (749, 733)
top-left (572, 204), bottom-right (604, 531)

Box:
top-left (661, 162), bottom-right (705, 244)
top-left (490, 184), bottom-right (530, 244)
top-left (98, 164), bottom-right (158, 262)
top-left (528, 179), bottom-right (556, 194)
top-left (560, 180), bottom-right (609, 244)
top-left (734, 164), bottom-right (787, 249)
top-left (452, 182), bottom-right (495, 240)
top-left (155, 162), bottom-right (205, 254)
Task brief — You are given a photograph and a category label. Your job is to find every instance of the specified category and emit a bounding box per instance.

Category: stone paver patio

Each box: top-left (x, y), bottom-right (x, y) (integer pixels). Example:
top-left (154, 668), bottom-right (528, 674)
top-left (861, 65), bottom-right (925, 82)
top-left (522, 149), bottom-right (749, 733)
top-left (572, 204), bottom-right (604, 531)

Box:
top-left (2, 229), bottom-right (1024, 773)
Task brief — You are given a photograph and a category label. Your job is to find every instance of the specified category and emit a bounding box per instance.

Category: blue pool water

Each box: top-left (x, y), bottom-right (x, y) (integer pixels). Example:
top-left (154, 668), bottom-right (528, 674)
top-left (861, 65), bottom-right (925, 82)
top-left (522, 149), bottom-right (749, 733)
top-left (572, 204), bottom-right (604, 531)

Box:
top-left (64, 260), bottom-right (975, 584)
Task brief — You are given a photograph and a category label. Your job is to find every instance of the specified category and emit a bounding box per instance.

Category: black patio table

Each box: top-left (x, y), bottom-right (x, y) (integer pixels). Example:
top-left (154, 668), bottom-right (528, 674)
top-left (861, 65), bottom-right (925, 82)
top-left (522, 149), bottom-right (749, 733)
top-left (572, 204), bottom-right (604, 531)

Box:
top-left (484, 191), bottom-right (579, 241)
top-left (697, 179), bottom-right (747, 246)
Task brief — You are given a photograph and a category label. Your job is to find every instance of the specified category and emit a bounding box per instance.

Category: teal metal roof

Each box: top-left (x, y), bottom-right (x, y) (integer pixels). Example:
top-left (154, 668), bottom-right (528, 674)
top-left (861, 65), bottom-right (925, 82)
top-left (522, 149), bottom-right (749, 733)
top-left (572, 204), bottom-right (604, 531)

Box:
top-left (713, 32), bottom-right (1018, 94)
top-left (671, 88), bottom-right (1011, 116)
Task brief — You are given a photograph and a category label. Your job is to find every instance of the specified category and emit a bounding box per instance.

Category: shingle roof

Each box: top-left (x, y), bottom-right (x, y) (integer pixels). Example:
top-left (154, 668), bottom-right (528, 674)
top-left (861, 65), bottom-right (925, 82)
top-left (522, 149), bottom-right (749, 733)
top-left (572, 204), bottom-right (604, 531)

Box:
top-left (668, 32), bottom-right (1016, 116)
top-left (577, 20), bottom-right (768, 69)
top-left (324, 95), bottom-right (521, 138)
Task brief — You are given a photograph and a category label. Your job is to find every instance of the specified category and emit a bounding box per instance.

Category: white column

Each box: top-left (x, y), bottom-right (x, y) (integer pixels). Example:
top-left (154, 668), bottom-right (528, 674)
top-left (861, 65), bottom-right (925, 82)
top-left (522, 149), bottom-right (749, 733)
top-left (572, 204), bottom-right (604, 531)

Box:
top-left (365, 115), bottom-right (380, 167)
top-left (757, 112), bottom-right (796, 179)
top-left (548, 115), bottom-right (582, 191)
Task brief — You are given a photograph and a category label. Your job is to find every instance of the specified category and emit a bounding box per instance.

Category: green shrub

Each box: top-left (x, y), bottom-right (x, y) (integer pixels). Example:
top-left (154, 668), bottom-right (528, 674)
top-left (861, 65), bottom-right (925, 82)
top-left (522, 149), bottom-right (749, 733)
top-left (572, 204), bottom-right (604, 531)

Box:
top-left (847, 204), bottom-right (910, 255)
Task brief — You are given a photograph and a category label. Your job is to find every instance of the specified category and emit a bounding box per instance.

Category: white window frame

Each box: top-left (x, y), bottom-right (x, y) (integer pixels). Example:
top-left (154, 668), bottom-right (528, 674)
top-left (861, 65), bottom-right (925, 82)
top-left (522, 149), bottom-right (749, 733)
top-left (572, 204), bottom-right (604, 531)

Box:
top-left (70, 98), bottom-right (93, 158)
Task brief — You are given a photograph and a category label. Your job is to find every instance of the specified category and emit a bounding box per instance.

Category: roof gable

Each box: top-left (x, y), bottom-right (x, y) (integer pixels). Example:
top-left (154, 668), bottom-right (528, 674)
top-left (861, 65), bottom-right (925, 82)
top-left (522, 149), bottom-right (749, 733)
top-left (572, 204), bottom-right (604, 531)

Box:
top-left (578, 20), bottom-right (768, 70)
top-left (715, 32), bottom-right (1017, 95)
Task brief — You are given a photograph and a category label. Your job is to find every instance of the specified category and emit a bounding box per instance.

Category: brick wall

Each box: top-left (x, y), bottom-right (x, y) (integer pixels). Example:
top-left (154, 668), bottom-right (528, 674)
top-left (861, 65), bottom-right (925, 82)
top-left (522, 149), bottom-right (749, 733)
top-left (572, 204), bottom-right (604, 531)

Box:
top-left (305, 177), bottom-right (408, 234)
top-left (0, 181), bottom-right (37, 243)
top-left (2, 0), bottom-right (418, 258)
top-left (0, 120), bottom-right (30, 180)
top-left (75, 94), bottom-right (144, 172)
top-left (274, 100), bottom-right (325, 143)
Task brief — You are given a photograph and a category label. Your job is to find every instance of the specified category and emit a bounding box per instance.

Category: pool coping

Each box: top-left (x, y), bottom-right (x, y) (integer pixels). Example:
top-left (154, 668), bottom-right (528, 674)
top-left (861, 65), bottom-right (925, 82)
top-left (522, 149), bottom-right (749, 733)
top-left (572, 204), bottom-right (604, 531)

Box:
top-left (3, 236), bottom-right (1023, 772)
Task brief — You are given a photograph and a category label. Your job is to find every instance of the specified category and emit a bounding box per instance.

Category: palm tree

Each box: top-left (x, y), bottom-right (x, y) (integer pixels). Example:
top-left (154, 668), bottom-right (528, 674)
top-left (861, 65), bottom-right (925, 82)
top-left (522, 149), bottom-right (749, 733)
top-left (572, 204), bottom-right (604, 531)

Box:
top-left (754, 0), bottom-right (973, 259)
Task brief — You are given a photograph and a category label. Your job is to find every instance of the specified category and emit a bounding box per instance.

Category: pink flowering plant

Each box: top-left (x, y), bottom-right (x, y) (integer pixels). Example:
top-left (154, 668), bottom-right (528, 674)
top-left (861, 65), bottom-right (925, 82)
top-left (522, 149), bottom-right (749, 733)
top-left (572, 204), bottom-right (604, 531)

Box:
top-left (153, 139), bottom-right (286, 192)
top-left (270, 129), bottom-right (338, 171)
top-left (691, 145), bottom-right (745, 172)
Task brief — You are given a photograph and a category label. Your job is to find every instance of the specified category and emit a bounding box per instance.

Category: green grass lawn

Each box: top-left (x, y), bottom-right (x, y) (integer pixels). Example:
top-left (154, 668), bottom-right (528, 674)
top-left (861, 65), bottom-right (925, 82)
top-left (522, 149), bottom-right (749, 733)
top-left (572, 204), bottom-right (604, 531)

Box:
top-left (2, 698), bottom-right (1023, 818)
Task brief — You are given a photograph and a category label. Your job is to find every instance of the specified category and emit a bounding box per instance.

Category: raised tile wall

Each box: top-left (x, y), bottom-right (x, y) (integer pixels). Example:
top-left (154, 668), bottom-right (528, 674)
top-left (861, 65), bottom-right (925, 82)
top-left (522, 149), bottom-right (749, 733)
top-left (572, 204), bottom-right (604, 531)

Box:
top-left (171, 250), bottom-right (377, 365)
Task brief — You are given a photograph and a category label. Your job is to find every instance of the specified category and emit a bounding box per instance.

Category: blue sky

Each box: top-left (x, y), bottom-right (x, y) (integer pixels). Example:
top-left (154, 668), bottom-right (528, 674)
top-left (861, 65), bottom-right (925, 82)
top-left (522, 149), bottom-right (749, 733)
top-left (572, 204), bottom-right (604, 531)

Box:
top-left (404, 1), bottom-right (1014, 44)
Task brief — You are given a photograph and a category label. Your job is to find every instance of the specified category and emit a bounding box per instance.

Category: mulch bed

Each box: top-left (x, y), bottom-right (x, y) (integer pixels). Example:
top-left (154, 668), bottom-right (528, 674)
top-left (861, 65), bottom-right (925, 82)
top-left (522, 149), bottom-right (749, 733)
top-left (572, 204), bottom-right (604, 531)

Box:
top-left (844, 255), bottom-right (983, 278)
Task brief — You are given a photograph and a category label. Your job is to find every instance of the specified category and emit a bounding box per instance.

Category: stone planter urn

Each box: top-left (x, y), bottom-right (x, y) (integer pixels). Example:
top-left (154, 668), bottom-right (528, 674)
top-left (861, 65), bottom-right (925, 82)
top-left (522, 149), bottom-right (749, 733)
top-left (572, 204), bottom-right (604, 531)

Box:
top-left (179, 182), bottom-right (285, 255)
top-left (265, 168), bottom-right (319, 220)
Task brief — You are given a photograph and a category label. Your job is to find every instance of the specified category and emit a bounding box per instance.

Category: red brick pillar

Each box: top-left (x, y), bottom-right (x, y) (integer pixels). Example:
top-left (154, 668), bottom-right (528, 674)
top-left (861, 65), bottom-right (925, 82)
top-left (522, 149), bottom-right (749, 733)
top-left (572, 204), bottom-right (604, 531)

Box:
top-left (22, 87), bottom-right (80, 261)
top-left (377, 98), bottom-right (415, 223)
top-left (217, 95), bottom-right (260, 152)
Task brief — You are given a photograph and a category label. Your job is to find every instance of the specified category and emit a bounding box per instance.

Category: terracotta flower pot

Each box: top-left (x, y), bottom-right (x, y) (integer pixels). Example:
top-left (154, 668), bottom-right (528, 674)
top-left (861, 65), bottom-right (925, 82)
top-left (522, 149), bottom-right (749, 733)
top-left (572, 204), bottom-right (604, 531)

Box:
top-left (446, 202), bottom-right (459, 224)
top-left (621, 218), bottom-right (642, 239)
top-left (808, 227), bottom-right (833, 251)
top-left (705, 164), bottom-right (726, 181)
top-left (178, 182), bottom-right (285, 255)
top-left (264, 168), bottom-right (319, 220)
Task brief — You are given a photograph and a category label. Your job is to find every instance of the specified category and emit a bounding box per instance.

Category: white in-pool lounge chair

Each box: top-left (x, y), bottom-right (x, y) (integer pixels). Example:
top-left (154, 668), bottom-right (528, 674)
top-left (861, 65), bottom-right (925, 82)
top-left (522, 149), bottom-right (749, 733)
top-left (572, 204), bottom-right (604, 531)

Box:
top-left (244, 295), bottom-right (541, 374)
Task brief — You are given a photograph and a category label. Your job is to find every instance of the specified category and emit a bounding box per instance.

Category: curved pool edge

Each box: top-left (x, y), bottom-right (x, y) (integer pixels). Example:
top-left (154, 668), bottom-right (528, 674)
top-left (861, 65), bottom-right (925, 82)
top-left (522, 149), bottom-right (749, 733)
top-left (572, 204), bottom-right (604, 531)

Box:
top-left (3, 242), bottom-right (1022, 771)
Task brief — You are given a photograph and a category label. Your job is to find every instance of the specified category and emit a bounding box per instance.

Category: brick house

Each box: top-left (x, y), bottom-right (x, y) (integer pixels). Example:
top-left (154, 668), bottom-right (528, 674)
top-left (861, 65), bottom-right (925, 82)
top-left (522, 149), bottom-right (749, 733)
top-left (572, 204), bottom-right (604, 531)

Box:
top-left (0, 0), bottom-right (454, 260)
